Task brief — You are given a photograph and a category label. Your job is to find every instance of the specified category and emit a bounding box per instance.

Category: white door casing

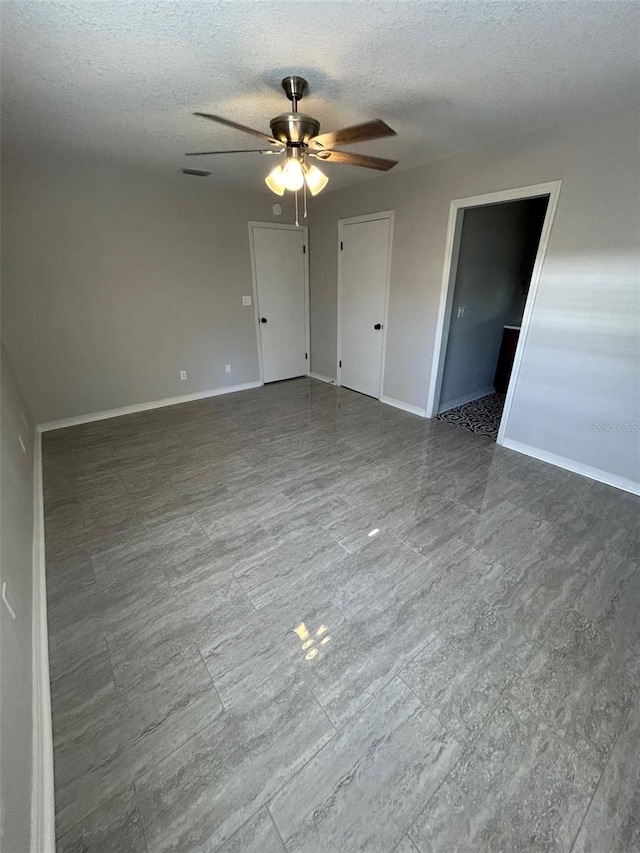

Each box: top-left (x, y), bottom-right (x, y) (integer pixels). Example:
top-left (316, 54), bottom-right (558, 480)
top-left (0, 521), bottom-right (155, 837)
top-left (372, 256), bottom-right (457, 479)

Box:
top-left (337, 212), bottom-right (393, 399)
top-left (248, 222), bottom-right (310, 384)
top-left (424, 181), bottom-right (562, 449)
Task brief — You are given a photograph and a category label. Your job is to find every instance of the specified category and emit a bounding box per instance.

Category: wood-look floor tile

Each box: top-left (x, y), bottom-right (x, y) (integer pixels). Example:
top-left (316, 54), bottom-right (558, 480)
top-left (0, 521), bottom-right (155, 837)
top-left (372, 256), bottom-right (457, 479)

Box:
top-left (135, 679), bottom-right (334, 853)
top-left (319, 532), bottom-right (426, 617)
top-left (510, 608), bottom-right (640, 768)
top-left (571, 699), bottom-right (640, 853)
top-left (50, 638), bottom-right (116, 731)
top-left (216, 807), bottom-right (285, 853)
top-left (57, 786), bottom-right (145, 853)
top-left (401, 599), bottom-right (534, 744)
top-left (269, 678), bottom-right (460, 853)
top-left (43, 378), bottom-right (638, 849)
top-left (479, 550), bottom-right (587, 645)
top-left (200, 590), bottom-right (338, 709)
top-left (54, 648), bottom-right (222, 836)
top-left (90, 515), bottom-right (211, 590)
top-left (409, 695), bottom-right (599, 853)
top-left (233, 526), bottom-right (347, 610)
top-left (395, 836), bottom-right (421, 853)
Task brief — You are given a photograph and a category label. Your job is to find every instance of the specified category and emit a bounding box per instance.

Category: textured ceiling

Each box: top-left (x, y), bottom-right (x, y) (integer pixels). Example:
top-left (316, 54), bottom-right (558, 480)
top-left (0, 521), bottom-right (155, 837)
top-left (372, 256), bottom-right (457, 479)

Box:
top-left (1, 1), bottom-right (639, 192)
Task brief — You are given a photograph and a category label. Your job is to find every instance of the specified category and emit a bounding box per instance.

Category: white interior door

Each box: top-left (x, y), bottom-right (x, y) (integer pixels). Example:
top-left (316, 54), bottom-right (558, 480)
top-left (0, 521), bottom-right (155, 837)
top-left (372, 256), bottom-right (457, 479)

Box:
top-left (251, 225), bottom-right (308, 383)
top-left (339, 214), bottom-right (393, 398)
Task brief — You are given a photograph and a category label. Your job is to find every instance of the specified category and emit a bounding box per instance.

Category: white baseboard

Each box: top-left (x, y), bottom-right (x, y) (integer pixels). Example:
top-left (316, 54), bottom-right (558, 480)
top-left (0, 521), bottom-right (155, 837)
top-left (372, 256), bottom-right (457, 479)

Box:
top-left (380, 395), bottom-right (427, 418)
top-left (37, 381), bottom-right (262, 432)
top-left (501, 438), bottom-right (640, 497)
top-left (438, 386), bottom-right (495, 414)
top-left (309, 372), bottom-right (335, 384)
top-left (31, 431), bottom-right (55, 852)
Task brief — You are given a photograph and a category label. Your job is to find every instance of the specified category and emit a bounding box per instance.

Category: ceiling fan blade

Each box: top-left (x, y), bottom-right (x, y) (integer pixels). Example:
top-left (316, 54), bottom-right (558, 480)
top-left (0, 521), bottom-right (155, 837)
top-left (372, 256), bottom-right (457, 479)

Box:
top-left (194, 112), bottom-right (279, 145)
top-left (310, 119), bottom-right (396, 150)
top-left (185, 148), bottom-right (278, 156)
top-left (311, 149), bottom-right (398, 171)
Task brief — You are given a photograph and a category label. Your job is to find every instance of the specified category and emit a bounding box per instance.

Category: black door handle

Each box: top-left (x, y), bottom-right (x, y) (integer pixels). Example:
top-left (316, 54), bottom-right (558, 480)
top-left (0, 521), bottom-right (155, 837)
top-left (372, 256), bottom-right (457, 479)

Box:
top-left (374, 323), bottom-right (382, 330)
top-left (261, 317), bottom-right (267, 324)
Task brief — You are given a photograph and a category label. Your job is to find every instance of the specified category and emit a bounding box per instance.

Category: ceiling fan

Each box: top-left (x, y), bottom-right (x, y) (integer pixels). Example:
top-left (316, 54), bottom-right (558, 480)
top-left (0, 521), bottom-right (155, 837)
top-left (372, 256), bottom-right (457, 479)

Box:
top-left (186, 75), bottom-right (398, 221)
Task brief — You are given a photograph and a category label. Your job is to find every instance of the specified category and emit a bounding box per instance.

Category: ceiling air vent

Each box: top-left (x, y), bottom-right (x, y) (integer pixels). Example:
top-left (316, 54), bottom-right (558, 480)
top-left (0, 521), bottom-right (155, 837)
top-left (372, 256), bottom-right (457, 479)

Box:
top-left (181, 168), bottom-right (210, 177)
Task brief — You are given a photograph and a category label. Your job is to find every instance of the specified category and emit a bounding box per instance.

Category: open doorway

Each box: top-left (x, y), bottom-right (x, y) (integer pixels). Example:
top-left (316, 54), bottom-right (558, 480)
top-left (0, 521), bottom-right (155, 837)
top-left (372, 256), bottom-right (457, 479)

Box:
top-left (426, 181), bottom-right (561, 442)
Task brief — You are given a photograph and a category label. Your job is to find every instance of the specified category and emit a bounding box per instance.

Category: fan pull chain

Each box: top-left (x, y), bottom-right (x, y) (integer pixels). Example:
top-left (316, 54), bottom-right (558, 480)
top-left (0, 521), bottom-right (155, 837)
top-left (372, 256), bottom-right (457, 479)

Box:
top-left (303, 180), bottom-right (308, 220)
top-left (294, 189), bottom-right (299, 227)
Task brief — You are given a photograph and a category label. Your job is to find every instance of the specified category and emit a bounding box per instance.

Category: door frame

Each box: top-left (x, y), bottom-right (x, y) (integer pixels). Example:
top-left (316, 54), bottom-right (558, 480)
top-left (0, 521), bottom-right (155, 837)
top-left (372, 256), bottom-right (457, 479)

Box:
top-left (424, 181), bottom-right (562, 445)
top-left (248, 221), bottom-right (310, 385)
top-left (336, 210), bottom-right (394, 398)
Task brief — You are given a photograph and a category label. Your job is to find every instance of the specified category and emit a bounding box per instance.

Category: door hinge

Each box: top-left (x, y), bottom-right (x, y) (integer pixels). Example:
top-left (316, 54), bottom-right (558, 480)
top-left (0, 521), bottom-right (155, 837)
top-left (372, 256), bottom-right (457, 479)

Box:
top-left (340, 241), bottom-right (343, 251)
top-left (305, 352), bottom-right (308, 360)
top-left (339, 360), bottom-right (342, 368)
top-left (303, 245), bottom-right (306, 254)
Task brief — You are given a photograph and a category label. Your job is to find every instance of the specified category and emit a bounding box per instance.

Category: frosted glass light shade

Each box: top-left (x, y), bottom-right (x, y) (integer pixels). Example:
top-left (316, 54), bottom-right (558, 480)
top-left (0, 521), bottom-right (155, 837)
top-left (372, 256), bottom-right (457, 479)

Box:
top-left (304, 164), bottom-right (329, 196)
top-left (265, 165), bottom-right (286, 196)
top-left (282, 158), bottom-right (305, 191)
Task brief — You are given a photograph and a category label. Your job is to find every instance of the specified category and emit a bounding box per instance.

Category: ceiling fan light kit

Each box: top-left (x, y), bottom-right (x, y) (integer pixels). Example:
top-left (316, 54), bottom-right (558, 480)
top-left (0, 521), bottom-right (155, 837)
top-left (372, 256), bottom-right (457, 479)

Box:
top-left (187, 75), bottom-right (398, 222)
top-left (264, 164), bottom-right (286, 196)
top-left (281, 150), bottom-right (306, 191)
top-left (303, 164), bottom-right (329, 196)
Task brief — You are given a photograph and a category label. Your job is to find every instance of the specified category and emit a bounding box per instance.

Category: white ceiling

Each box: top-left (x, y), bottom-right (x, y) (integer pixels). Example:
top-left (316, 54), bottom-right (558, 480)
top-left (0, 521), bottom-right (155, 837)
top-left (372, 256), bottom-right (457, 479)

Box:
top-left (2, 1), bottom-right (639, 192)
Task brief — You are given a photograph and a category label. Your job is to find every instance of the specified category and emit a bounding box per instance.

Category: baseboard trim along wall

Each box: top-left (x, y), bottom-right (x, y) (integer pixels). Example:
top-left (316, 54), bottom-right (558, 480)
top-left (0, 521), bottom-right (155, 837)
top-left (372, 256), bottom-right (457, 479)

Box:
top-left (501, 438), bottom-right (640, 497)
top-left (377, 395), bottom-right (639, 496)
top-left (438, 386), bottom-right (496, 414)
top-left (38, 381), bottom-right (263, 432)
top-left (31, 432), bottom-right (55, 853)
top-left (309, 372), bottom-right (335, 384)
top-left (380, 395), bottom-right (428, 418)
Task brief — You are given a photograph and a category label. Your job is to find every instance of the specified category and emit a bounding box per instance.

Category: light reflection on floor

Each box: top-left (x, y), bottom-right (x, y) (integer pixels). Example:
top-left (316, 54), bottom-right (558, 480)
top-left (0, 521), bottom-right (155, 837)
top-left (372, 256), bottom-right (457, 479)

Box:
top-left (295, 621), bottom-right (332, 661)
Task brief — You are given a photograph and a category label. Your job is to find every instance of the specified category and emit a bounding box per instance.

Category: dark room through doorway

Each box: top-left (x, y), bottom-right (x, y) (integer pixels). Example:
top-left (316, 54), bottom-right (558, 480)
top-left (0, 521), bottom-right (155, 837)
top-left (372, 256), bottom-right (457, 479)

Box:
top-left (436, 195), bottom-right (549, 439)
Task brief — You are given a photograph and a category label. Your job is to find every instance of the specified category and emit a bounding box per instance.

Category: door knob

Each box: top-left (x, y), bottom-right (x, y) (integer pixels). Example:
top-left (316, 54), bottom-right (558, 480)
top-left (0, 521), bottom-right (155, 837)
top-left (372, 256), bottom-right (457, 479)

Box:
top-left (374, 323), bottom-right (382, 330)
top-left (261, 317), bottom-right (267, 323)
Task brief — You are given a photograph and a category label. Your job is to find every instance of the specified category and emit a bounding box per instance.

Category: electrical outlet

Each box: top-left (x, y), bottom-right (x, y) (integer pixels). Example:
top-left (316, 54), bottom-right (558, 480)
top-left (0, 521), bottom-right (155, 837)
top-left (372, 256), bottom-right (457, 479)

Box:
top-left (242, 295), bottom-right (252, 306)
top-left (225, 364), bottom-right (232, 374)
top-left (180, 370), bottom-right (188, 381)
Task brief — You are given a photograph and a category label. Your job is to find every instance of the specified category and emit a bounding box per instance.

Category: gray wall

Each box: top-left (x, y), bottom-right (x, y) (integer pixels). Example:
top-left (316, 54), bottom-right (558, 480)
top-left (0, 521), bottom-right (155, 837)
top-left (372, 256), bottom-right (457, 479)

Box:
top-left (1, 154), bottom-right (291, 424)
top-left (309, 107), bottom-right (640, 487)
top-left (0, 345), bottom-right (35, 852)
top-left (439, 198), bottom-right (546, 409)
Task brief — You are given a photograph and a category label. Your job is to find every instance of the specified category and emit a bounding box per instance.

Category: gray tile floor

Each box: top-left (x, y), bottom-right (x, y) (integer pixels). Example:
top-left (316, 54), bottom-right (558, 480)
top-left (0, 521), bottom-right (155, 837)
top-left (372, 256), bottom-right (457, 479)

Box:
top-left (43, 378), bottom-right (640, 853)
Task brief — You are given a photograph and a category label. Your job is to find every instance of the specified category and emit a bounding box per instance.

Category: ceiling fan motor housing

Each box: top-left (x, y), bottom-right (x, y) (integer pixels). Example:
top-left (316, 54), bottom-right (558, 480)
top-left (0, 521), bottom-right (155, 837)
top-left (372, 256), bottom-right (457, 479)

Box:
top-left (270, 113), bottom-right (320, 145)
